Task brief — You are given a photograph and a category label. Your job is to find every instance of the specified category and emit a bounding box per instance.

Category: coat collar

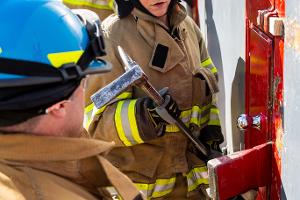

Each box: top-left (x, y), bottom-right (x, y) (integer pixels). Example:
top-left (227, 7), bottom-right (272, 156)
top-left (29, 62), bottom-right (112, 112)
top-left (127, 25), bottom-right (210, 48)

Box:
top-left (0, 133), bottom-right (114, 161)
top-left (132, 4), bottom-right (188, 73)
top-left (132, 3), bottom-right (187, 33)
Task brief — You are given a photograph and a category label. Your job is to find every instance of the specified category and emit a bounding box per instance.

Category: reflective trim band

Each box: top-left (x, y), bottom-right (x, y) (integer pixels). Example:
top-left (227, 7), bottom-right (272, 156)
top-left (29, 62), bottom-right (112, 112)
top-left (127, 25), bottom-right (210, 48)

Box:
top-left (108, 0), bottom-right (114, 10)
top-left (115, 100), bottom-right (144, 146)
top-left (135, 177), bottom-right (176, 199)
top-left (165, 104), bottom-right (212, 133)
top-left (116, 92), bottom-right (132, 100)
top-left (84, 103), bottom-right (94, 129)
top-left (115, 101), bottom-right (131, 146)
top-left (84, 92), bottom-right (132, 129)
top-left (185, 166), bottom-right (209, 192)
top-left (128, 100), bottom-right (144, 144)
top-left (105, 187), bottom-right (122, 200)
top-left (208, 107), bottom-right (221, 126)
top-left (200, 57), bottom-right (218, 74)
top-left (48, 50), bottom-right (84, 68)
top-left (63, 0), bottom-right (113, 10)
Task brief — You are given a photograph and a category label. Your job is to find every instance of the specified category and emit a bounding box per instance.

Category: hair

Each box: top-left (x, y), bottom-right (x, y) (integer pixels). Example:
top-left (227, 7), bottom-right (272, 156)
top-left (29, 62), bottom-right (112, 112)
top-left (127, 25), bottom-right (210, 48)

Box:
top-left (0, 115), bottom-right (41, 134)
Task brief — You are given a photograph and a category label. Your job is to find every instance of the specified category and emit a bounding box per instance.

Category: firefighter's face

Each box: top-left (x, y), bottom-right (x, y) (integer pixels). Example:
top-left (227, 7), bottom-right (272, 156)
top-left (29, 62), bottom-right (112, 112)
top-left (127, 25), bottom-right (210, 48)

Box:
top-left (139, 0), bottom-right (171, 17)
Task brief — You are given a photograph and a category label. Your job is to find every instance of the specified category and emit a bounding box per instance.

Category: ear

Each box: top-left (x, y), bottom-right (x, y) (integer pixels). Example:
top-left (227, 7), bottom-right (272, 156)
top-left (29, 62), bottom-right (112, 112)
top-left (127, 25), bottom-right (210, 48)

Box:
top-left (45, 100), bottom-right (71, 118)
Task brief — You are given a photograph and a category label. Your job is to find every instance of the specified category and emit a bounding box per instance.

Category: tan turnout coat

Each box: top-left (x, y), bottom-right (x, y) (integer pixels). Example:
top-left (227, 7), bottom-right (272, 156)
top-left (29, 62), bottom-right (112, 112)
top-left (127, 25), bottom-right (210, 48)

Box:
top-left (0, 133), bottom-right (142, 200)
top-left (85, 4), bottom-right (222, 199)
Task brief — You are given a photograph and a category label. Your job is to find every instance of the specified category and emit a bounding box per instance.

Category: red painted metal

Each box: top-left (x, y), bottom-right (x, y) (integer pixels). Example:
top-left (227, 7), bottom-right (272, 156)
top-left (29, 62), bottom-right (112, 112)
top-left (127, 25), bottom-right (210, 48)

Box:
top-left (246, 26), bottom-right (273, 148)
top-left (207, 1), bottom-right (285, 199)
top-left (245, 0), bottom-right (285, 199)
top-left (208, 143), bottom-right (272, 200)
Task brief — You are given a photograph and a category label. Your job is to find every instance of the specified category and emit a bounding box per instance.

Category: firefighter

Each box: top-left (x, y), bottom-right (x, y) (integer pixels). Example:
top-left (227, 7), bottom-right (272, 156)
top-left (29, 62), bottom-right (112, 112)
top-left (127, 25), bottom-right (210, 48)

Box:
top-left (84, 0), bottom-right (224, 198)
top-left (63, 0), bottom-right (114, 20)
top-left (0, 1), bottom-right (143, 199)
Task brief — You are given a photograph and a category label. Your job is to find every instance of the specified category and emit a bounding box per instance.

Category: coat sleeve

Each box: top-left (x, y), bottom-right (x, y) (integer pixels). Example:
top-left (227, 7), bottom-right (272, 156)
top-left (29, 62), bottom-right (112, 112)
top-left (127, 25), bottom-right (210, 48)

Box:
top-left (192, 21), bottom-right (224, 151)
top-left (84, 38), bottom-right (160, 147)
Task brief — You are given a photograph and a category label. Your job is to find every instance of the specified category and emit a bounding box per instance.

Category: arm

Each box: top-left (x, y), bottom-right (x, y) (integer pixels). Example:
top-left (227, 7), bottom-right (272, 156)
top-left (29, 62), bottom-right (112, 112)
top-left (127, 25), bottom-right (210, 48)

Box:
top-left (84, 39), bottom-right (162, 147)
top-left (192, 21), bottom-right (224, 152)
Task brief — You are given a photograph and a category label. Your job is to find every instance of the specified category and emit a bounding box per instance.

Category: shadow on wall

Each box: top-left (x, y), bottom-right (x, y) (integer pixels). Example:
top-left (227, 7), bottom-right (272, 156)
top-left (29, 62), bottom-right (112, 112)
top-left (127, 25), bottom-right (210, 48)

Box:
top-left (204, 0), bottom-right (226, 146)
top-left (231, 57), bottom-right (245, 152)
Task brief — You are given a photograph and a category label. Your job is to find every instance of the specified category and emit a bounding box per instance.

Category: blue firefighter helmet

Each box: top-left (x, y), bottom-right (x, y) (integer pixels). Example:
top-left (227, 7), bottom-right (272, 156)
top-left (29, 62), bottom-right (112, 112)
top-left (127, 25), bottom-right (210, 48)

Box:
top-left (0, 0), bottom-right (111, 126)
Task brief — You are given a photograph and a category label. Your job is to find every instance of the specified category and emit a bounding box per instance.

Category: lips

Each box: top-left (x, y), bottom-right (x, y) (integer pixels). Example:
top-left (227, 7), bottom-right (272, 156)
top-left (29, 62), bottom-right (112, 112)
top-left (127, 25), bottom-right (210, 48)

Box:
top-left (151, 1), bottom-right (167, 8)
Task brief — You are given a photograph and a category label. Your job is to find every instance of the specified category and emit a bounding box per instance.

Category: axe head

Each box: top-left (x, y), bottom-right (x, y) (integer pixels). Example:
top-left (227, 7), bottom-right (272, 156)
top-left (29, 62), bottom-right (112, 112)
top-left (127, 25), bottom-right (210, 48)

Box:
top-left (91, 65), bottom-right (145, 109)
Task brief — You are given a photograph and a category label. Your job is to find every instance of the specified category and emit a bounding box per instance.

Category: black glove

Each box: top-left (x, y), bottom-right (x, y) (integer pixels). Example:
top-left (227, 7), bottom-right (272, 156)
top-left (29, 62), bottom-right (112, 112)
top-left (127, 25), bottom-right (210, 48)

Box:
top-left (135, 87), bottom-right (180, 138)
top-left (146, 87), bottom-right (181, 126)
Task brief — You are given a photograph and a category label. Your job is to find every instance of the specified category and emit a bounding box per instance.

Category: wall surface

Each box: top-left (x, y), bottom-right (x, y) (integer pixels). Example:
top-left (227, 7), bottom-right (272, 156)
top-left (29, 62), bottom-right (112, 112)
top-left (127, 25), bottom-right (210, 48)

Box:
top-left (198, 0), bottom-right (246, 153)
top-left (282, 0), bottom-right (300, 199)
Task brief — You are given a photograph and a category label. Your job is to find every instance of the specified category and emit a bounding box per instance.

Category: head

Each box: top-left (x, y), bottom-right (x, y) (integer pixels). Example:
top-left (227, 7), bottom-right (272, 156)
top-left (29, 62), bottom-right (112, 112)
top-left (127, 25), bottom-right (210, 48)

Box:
top-left (0, 0), bottom-right (110, 137)
top-left (138, 0), bottom-right (171, 17)
top-left (116, 0), bottom-right (176, 19)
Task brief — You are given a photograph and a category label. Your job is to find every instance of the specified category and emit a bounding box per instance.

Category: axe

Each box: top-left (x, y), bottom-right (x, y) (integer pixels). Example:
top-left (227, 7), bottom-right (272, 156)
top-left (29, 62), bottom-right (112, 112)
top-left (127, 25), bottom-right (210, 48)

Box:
top-left (91, 46), bottom-right (210, 157)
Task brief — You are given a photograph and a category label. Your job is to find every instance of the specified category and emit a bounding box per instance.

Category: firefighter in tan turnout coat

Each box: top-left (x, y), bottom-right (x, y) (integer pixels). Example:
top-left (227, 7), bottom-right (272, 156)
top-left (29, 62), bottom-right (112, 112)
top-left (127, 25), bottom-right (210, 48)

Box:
top-left (0, 1), bottom-right (142, 199)
top-left (85, 0), bottom-right (224, 198)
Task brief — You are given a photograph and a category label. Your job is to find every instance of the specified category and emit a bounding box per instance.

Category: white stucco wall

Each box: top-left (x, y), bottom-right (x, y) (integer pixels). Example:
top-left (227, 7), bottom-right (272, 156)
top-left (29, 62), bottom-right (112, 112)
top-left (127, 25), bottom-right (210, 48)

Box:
top-left (198, 0), bottom-right (246, 153)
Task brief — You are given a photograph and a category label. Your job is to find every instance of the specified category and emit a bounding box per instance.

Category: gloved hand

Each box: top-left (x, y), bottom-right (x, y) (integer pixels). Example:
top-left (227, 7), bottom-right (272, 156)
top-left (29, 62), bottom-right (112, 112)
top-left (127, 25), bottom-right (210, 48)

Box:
top-left (135, 87), bottom-right (180, 138)
top-left (146, 87), bottom-right (181, 127)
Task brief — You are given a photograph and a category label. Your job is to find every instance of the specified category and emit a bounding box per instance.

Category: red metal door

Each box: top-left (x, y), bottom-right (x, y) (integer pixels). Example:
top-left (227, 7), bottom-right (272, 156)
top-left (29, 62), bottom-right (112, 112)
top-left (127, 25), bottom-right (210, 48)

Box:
top-left (208, 0), bottom-right (285, 199)
top-left (245, 0), bottom-right (285, 199)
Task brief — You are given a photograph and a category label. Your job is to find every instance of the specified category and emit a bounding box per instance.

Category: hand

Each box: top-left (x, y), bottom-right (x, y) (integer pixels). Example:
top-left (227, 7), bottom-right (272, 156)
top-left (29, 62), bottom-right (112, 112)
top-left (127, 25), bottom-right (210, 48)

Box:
top-left (147, 87), bottom-right (181, 125)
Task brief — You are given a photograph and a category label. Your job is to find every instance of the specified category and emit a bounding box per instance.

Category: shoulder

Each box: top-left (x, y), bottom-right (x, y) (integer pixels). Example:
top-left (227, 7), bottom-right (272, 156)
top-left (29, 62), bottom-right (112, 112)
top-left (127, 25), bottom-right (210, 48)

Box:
top-left (181, 16), bottom-right (204, 42)
top-left (101, 14), bottom-right (136, 42)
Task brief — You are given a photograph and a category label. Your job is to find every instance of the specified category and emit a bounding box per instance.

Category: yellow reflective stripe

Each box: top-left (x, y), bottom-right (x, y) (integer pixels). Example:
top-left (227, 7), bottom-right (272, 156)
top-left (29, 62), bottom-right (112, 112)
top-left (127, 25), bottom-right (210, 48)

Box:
top-left (128, 100), bottom-right (144, 144)
top-left (165, 125), bottom-right (180, 133)
top-left (165, 104), bottom-right (212, 133)
top-left (135, 177), bottom-right (176, 199)
top-left (115, 100), bottom-right (144, 146)
top-left (200, 57), bottom-right (218, 74)
top-left (0, 47), bottom-right (2, 54)
top-left (185, 166), bottom-right (209, 192)
top-left (115, 101), bottom-right (132, 146)
top-left (63, 0), bottom-right (113, 10)
top-left (108, 0), bottom-right (114, 9)
top-left (84, 103), bottom-right (108, 129)
top-left (211, 107), bottom-right (219, 114)
top-left (94, 105), bottom-right (107, 115)
top-left (47, 50), bottom-right (84, 68)
top-left (208, 120), bottom-right (221, 126)
top-left (84, 92), bottom-right (132, 129)
top-left (117, 92), bottom-right (132, 99)
top-left (85, 103), bottom-right (94, 114)
top-left (84, 103), bottom-right (94, 129)
top-left (201, 57), bottom-right (213, 67)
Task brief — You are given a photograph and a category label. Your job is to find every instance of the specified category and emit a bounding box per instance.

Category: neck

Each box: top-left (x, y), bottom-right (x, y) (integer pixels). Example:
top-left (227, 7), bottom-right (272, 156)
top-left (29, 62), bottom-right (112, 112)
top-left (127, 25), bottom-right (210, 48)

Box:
top-left (158, 14), bottom-right (169, 27)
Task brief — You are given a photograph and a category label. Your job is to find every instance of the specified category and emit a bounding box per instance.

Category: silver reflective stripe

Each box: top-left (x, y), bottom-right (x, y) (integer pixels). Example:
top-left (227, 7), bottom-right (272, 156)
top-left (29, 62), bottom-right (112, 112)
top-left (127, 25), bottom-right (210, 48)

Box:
top-left (208, 107), bottom-right (221, 126)
top-left (120, 101), bottom-right (137, 145)
top-left (166, 104), bottom-right (212, 132)
top-left (135, 177), bottom-right (176, 199)
top-left (105, 187), bottom-right (122, 200)
top-left (200, 57), bottom-right (218, 74)
top-left (115, 100), bottom-right (143, 146)
top-left (185, 166), bottom-right (209, 192)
